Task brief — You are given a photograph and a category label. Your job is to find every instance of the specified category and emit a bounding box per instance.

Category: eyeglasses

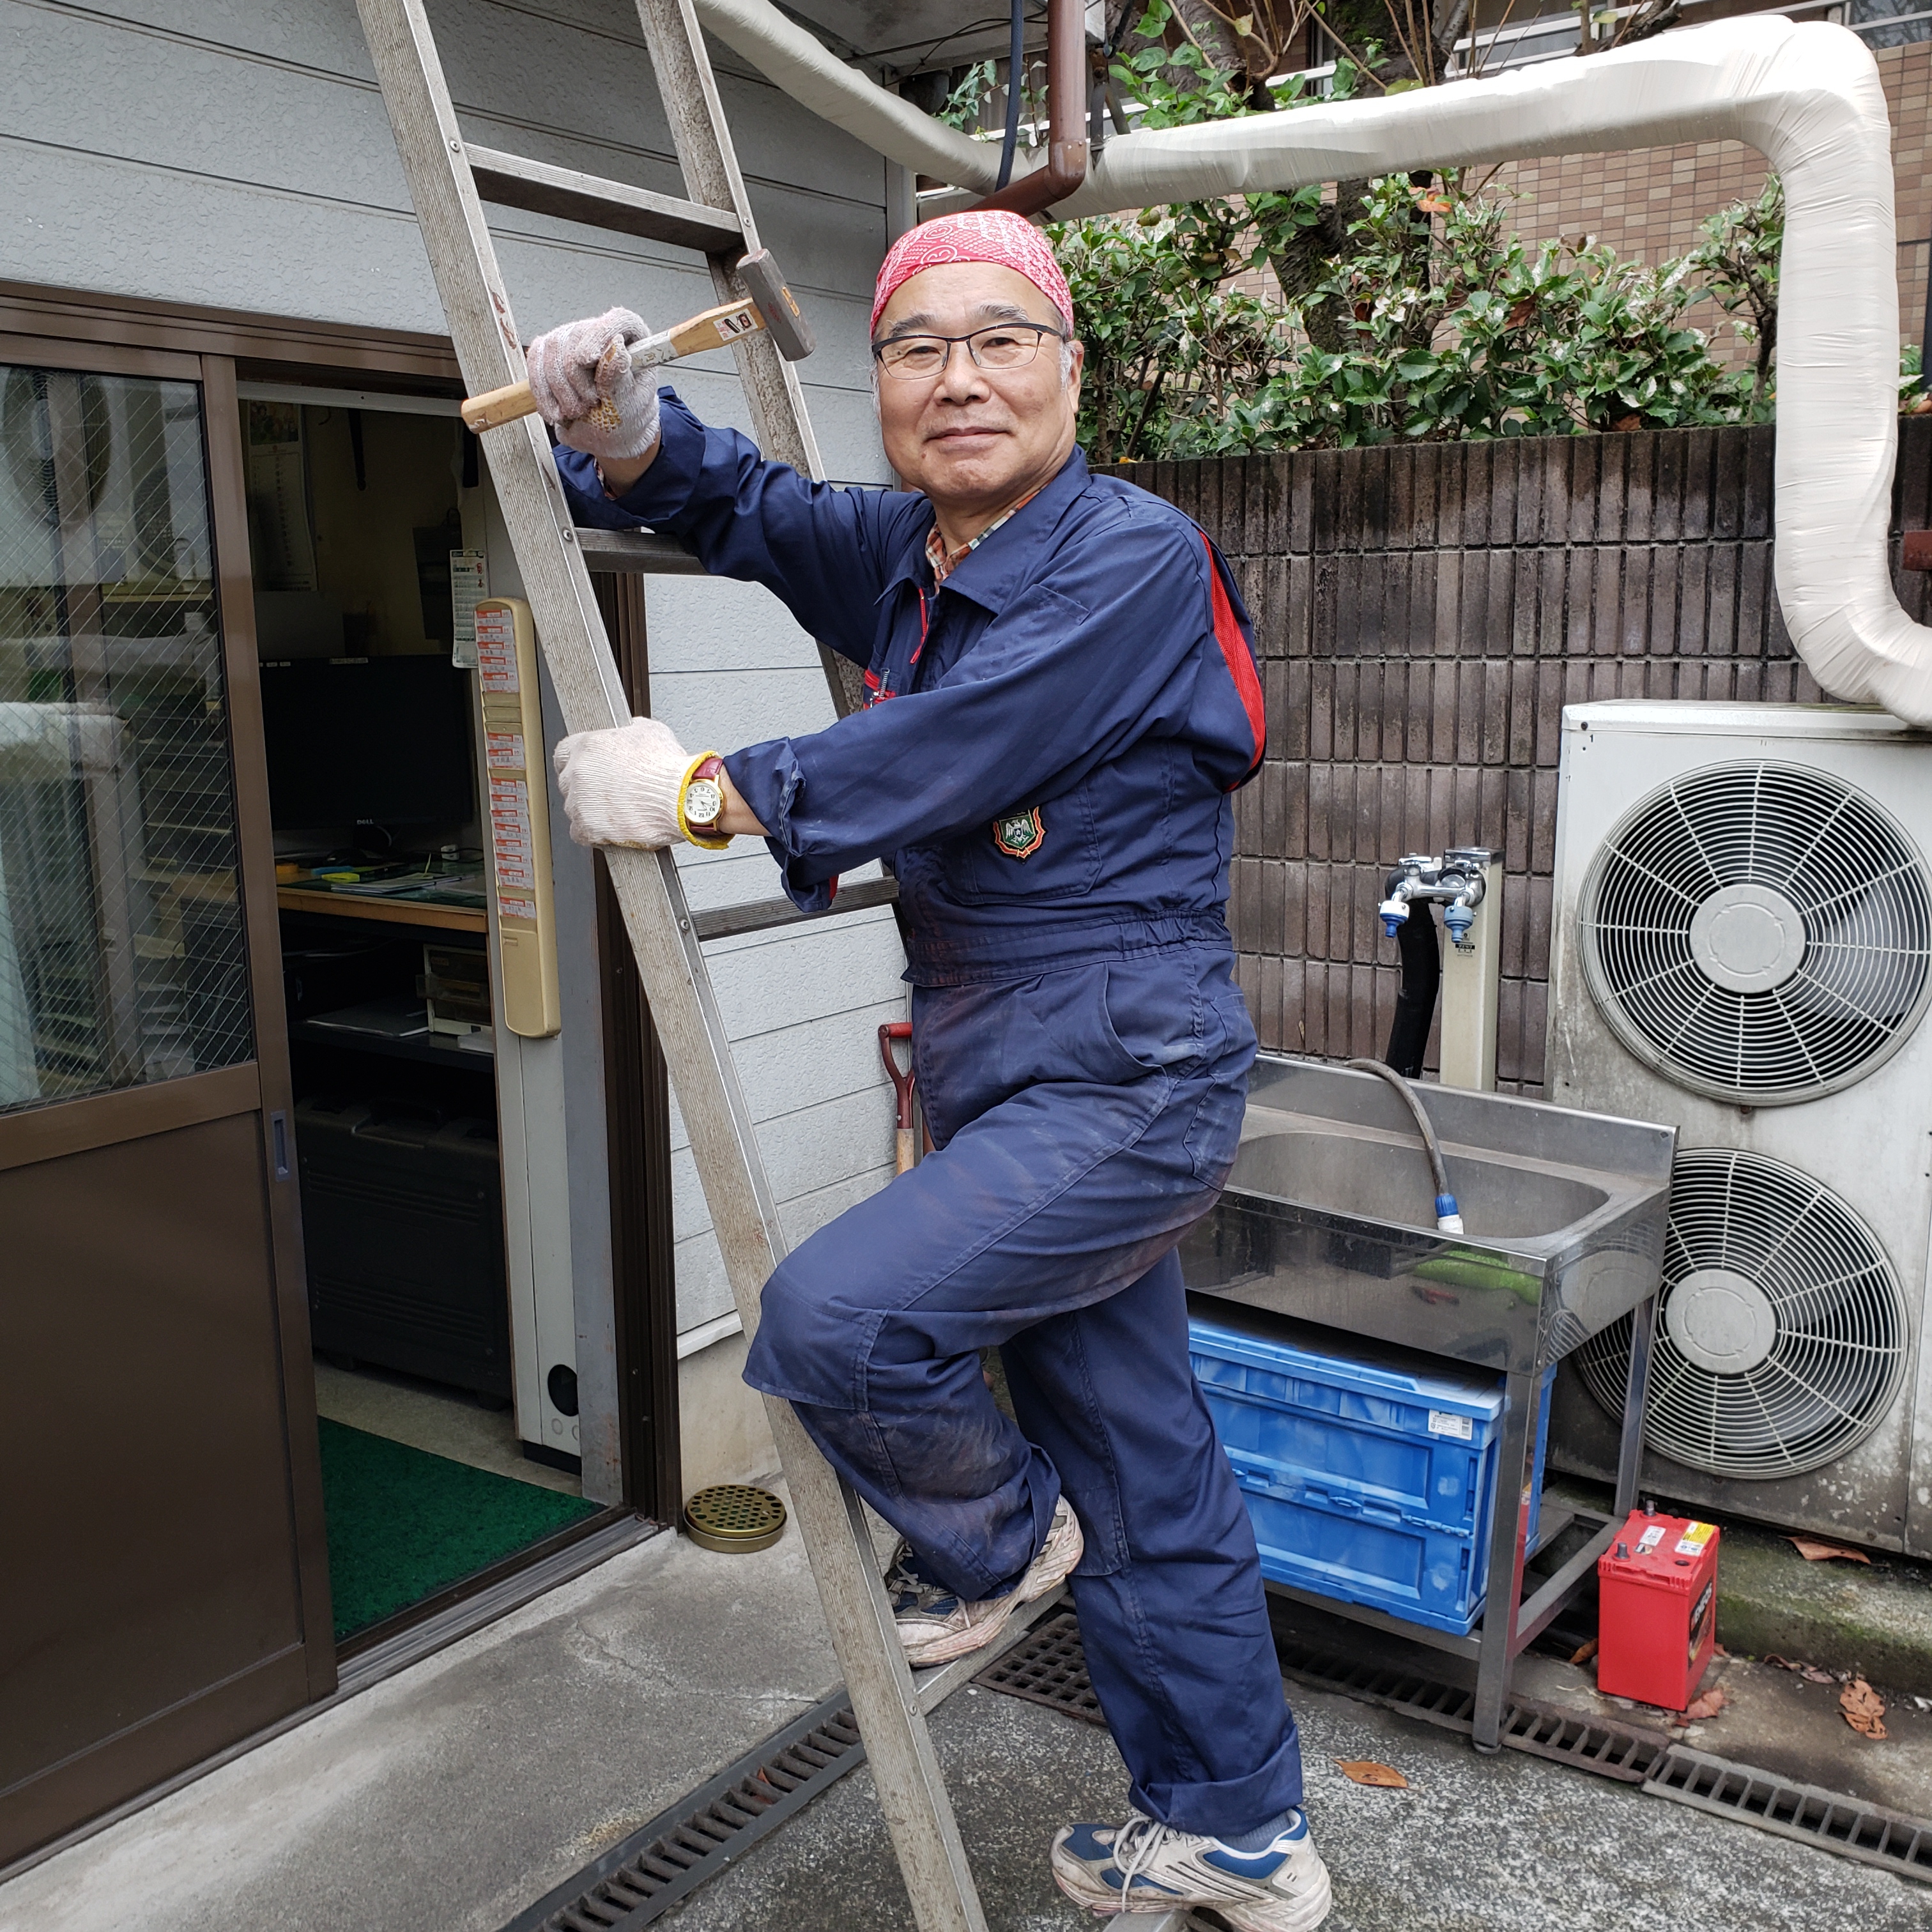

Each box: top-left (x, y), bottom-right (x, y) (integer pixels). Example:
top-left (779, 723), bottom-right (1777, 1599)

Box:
top-left (871, 322), bottom-right (1066, 380)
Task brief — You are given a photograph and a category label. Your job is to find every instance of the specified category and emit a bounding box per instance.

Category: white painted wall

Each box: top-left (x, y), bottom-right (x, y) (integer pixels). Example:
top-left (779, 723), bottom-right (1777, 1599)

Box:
top-left (1, 3), bottom-right (909, 1388)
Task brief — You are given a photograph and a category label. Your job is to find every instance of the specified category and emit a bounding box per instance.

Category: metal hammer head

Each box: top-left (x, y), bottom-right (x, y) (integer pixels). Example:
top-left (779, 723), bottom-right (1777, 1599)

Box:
top-left (735, 249), bottom-right (815, 362)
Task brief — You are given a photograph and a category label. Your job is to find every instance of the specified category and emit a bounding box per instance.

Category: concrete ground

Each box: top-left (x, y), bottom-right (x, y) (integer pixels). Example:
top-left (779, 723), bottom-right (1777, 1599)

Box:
top-left (0, 1501), bottom-right (845, 1932)
top-left (1703, 1516), bottom-right (1932, 1702)
top-left (4, 1482), bottom-right (1928, 1932)
top-left (670, 1676), bottom-right (1929, 1931)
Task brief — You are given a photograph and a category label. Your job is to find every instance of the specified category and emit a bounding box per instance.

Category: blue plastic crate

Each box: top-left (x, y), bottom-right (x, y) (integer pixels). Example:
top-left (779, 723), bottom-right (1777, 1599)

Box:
top-left (1189, 1313), bottom-right (1557, 1637)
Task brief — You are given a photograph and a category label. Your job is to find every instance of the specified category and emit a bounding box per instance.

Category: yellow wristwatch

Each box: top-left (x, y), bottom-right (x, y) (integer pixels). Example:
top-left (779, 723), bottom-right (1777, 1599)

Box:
top-left (677, 751), bottom-right (733, 850)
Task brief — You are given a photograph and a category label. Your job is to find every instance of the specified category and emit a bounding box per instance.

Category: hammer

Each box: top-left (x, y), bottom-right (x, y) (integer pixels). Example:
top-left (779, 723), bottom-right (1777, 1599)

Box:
top-left (461, 248), bottom-right (814, 434)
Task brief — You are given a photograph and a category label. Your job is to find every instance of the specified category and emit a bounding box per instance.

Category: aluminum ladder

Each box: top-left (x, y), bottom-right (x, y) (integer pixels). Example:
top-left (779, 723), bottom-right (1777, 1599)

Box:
top-left (353, 4), bottom-right (995, 1926)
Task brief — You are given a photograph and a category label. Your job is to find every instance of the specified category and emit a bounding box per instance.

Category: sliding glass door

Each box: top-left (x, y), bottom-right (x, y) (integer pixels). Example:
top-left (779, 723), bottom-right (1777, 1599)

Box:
top-left (0, 341), bottom-right (329, 1868)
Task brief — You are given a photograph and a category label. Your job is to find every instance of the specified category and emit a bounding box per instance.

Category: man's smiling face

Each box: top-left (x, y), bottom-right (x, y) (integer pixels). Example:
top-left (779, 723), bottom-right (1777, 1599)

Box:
top-left (872, 261), bottom-right (1083, 533)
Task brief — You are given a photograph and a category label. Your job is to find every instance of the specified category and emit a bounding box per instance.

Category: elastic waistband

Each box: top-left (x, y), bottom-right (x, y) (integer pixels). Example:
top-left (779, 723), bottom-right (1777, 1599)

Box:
top-left (902, 912), bottom-right (1232, 987)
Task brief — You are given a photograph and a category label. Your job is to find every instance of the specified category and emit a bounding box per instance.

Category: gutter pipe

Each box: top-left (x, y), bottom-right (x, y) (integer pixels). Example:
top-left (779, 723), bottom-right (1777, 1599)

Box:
top-left (694, 4), bottom-right (1932, 728)
top-left (972, 0), bottom-right (1091, 216)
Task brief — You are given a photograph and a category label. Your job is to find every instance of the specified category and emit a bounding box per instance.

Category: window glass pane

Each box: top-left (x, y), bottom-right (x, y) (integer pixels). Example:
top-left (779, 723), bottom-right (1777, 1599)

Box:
top-left (0, 365), bottom-right (252, 1113)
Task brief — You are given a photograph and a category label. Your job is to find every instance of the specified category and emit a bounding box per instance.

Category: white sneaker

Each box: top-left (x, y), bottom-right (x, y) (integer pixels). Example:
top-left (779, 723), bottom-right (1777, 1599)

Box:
top-left (1049, 1807), bottom-right (1332, 1930)
top-left (885, 1496), bottom-right (1083, 1668)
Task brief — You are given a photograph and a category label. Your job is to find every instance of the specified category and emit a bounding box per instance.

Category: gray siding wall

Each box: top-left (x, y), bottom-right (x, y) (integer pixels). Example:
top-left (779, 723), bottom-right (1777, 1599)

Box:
top-left (6, 0), bottom-right (908, 1335)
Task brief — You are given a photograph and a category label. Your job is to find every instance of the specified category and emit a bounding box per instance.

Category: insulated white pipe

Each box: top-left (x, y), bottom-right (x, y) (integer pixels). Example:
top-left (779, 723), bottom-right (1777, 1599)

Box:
top-left (698, 0), bottom-right (1001, 190)
top-left (698, 4), bottom-right (1929, 725)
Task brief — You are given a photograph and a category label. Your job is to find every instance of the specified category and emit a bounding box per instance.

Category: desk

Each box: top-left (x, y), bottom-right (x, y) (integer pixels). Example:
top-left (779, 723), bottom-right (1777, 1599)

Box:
top-left (277, 887), bottom-right (487, 935)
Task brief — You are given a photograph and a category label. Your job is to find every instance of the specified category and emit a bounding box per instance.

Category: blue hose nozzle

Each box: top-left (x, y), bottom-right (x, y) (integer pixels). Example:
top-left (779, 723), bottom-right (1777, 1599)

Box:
top-left (1443, 901), bottom-right (1476, 942)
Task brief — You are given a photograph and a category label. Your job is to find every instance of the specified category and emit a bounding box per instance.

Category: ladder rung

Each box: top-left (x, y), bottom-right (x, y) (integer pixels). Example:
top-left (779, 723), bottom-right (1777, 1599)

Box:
top-left (468, 144), bottom-right (744, 254)
top-left (693, 879), bottom-right (898, 942)
top-left (578, 528), bottom-right (707, 574)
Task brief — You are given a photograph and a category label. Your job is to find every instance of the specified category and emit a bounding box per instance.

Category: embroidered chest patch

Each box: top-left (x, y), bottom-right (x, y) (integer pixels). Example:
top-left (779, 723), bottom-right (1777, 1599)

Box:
top-left (992, 807), bottom-right (1045, 860)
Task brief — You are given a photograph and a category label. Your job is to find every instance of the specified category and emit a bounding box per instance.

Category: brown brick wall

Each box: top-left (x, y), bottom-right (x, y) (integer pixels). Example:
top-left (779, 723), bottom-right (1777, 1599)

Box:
top-left (1223, 39), bottom-right (1932, 364)
top-left (1124, 421), bottom-right (1932, 1098)
top-left (1488, 39), bottom-right (1932, 358)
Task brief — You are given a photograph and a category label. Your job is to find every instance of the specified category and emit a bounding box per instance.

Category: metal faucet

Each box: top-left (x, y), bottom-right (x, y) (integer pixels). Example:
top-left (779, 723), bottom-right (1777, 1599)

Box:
top-left (1379, 848), bottom-right (1493, 944)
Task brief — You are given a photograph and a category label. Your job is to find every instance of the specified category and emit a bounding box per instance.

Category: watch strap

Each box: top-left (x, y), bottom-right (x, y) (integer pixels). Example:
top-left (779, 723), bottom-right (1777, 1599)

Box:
top-left (676, 751), bottom-right (733, 850)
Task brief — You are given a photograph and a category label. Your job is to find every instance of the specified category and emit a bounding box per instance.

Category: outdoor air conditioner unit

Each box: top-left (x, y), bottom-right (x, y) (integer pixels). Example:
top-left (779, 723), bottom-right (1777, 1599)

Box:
top-left (1544, 701), bottom-right (1932, 1556)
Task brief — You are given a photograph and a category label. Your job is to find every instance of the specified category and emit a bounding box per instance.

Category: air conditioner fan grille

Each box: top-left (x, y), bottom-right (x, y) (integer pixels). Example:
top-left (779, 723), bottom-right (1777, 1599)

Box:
top-left (1579, 761), bottom-right (1932, 1103)
top-left (1578, 1149), bottom-right (1908, 1479)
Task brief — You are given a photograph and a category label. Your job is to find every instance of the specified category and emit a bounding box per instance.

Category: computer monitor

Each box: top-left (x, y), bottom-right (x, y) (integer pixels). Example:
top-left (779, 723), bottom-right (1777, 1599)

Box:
top-left (260, 655), bottom-right (474, 833)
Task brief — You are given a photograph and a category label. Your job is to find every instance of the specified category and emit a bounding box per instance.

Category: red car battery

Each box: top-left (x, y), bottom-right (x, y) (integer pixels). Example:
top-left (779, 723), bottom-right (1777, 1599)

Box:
top-left (1595, 1509), bottom-right (1721, 1711)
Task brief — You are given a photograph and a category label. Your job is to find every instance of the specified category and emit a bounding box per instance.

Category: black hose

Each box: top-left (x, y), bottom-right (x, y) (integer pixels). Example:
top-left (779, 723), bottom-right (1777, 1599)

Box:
top-left (1383, 891), bottom-right (1441, 1079)
top-left (996, 0), bottom-right (1024, 190)
top-left (1345, 1057), bottom-right (1457, 1216)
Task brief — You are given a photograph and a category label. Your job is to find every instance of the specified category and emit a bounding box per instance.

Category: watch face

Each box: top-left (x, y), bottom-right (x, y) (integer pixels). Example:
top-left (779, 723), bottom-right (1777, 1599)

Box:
top-left (684, 777), bottom-right (724, 827)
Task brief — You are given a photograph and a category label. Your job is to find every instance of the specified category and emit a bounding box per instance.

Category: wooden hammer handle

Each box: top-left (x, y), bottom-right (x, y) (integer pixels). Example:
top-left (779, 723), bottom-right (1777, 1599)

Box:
top-left (460, 299), bottom-right (767, 434)
top-left (462, 380), bottom-right (540, 433)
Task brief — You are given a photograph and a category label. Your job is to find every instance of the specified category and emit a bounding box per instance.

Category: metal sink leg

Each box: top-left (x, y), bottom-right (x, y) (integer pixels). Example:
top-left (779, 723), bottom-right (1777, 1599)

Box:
top-left (1471, 1294), bottom-right (1655, 1752)
top-left (1616, 1292), bottom-right (1657, 1518)
top-left (1471, 1367), bottom-right (1538, 1751)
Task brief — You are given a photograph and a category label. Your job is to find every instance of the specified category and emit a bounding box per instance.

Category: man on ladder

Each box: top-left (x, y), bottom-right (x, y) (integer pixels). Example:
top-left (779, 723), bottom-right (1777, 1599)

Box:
top-left (535, 209), bottom-right (1330, 1932)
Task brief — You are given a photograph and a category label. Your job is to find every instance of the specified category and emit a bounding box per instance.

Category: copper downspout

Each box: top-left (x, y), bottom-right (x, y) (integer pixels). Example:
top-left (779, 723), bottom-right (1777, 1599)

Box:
top-left (970, 0), bottom-right (1089, 216)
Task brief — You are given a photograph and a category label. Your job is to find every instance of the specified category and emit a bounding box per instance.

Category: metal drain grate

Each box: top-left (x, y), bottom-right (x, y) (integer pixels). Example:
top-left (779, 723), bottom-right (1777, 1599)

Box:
top-left (997, 1618), bottom-right (1685, 1797)
top-left (974, 1609), bottom-right (1107, 1725)
top-left (500, 1692), bottom-right (864, 1931)
top-left (1501, 1697), bottom-right (1670, 1784)
top-left (1273, 1636), bottom-right (1480, 1736)
top-left (1645, 1748), bottom-right (1932, 1884)
top-left (1273, 1636), bottom-right (1671, 1780)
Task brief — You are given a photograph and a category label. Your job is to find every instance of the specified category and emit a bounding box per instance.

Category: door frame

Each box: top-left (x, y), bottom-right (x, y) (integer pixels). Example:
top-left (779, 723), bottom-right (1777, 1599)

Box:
top-left (0, 295), bottom-right (679, 1862)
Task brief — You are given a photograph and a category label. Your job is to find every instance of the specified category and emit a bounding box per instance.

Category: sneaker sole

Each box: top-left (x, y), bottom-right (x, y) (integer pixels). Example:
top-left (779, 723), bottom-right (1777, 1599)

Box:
top-left (900, 1510), bottom-right (1084, 1669)
top-left (901, 1591), bottom-right (1023, 1669)
top-left (1217, 1860), bottom-right (1333, 1932)
top-left (1048, 1841), bottom-right (1333, 1931)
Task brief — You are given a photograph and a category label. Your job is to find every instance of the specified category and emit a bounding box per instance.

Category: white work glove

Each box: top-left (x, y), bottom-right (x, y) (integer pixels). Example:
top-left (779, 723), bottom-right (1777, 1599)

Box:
top-left (553, 716), bottom-right (696, 849)
top-left (525, 307), bottom-right (662, 462)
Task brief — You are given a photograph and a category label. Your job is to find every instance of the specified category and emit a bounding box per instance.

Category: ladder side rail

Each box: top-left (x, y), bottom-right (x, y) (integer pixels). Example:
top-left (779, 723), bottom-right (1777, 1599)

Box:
top-left (355, 0), bottom-right (788, 1290)
top-left (356, 7), bottom-right (986, 1928)
top-left (632, 0), bottom-right (870, 721)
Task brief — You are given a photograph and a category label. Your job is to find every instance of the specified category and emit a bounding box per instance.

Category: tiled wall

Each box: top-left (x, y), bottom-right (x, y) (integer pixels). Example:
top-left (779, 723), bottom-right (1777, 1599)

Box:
top-left (1487, 38), bottom-right (1932, 358)
top-left (1227, 40), bottom-right (1932, 365)
top-left (1124, 420), bottom-right (1932, 1097)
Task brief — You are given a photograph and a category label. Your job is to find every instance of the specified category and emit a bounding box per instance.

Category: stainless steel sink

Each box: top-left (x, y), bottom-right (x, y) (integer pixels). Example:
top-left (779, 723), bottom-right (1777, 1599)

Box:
top-left (1180, 1055), bottom-right (1675, 1375)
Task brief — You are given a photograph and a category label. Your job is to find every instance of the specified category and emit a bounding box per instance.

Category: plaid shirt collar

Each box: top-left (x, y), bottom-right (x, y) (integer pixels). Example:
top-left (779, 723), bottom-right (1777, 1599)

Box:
top-left (925, 484), bottom-right (1047, 588)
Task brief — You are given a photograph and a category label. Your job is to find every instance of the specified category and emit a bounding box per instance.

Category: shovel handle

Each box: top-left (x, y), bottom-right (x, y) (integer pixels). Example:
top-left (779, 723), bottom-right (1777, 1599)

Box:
top-left (879, 1022), bottom-right (916, 1174)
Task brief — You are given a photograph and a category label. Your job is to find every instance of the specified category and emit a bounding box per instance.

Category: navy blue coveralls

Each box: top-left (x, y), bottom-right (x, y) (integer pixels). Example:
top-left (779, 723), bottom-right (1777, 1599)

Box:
top-left (560, 394), bottom-right (1305, 1834)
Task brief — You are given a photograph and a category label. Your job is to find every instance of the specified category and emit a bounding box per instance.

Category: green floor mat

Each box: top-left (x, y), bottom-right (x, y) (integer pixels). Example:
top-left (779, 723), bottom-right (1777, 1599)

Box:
top-left (316, 1418), bottom-right (601, 1640)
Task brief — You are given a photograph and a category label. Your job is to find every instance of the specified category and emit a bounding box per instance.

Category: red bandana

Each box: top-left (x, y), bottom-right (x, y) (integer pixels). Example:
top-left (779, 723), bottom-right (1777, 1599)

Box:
top-left (872, 211), bottom-right (1074, 335)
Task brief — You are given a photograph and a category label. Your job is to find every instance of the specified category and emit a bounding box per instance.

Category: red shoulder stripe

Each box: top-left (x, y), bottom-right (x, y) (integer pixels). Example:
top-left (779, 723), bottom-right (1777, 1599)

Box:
top-left (1202, 534), bottom-right (1264, 783)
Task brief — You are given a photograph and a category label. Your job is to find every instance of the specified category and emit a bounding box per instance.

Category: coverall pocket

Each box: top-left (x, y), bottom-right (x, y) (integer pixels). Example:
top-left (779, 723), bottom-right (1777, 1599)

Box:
top-left (947, 780), bottom-right (1103, 906)
top-left (1181, 981), bottom-right (1256, 1183)
top-left (1100, 960), bottom-right (1204, 1078)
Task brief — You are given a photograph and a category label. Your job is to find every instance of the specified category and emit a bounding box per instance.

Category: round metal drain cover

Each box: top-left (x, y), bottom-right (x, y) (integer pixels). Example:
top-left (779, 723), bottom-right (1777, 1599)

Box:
top-left (682, 1483), bottom-right (787, 1553)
